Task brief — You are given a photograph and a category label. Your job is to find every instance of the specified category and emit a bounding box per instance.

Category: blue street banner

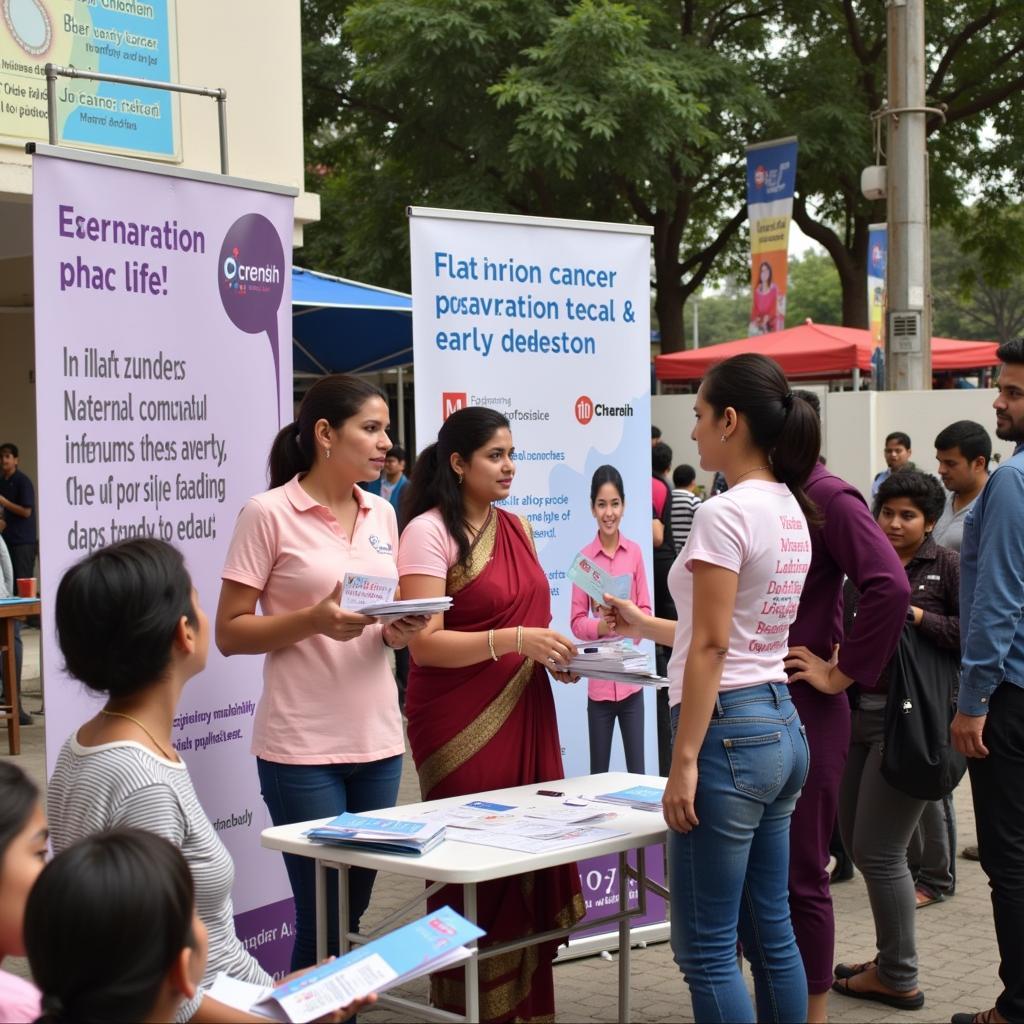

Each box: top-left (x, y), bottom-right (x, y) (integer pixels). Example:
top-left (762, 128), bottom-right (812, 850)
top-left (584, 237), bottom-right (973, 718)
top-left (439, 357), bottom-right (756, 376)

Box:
top-left (746, 137), bottom-right (798, 335)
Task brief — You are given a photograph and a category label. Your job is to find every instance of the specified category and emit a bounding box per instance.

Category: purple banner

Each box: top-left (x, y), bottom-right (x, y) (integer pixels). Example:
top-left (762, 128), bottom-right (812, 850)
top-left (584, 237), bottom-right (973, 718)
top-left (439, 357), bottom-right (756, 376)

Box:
top-left (32, 152), bottom-right (294, 937)
top-left (576, 847), bottom-right (667, 938)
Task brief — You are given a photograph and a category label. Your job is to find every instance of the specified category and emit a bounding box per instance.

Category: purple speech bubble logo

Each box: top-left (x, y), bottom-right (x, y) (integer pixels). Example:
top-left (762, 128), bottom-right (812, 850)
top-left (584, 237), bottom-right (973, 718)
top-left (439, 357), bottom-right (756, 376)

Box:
top-left (218, 214), bottom-right (285, 422)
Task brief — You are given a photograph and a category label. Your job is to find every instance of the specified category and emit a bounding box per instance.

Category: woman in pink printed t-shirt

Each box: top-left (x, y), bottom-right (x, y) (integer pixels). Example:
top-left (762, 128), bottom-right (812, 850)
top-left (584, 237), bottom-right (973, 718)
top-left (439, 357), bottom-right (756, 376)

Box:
top-left (604, 354), bottom-right (820, 1023)
top-left (216, 375), bottom-right (428, 973)
top-left (570, 464), bottom-right (652, 774)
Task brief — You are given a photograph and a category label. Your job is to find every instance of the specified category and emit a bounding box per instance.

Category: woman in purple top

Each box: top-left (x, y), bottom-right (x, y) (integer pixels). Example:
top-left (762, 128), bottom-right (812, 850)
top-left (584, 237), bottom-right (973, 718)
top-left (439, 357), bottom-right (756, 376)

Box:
top-left (784, 394), bottom-right (910, 1023)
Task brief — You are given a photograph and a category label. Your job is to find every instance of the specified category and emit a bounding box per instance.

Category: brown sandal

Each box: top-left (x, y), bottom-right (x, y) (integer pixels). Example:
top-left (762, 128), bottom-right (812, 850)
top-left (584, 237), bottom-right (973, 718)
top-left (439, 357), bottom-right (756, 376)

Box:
top-left (833, 956), bottom-right (878, 980)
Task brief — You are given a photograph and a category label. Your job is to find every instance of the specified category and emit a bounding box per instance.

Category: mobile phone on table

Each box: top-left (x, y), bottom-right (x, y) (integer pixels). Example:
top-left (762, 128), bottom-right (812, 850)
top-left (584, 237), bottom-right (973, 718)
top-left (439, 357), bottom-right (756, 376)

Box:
top-left (536, 789), bottom-right (564, 797)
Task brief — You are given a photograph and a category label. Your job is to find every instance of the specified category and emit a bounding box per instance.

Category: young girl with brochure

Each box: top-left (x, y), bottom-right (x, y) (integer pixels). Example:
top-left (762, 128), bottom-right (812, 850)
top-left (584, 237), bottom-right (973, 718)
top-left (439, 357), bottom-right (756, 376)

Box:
top-left (570, 464), bottom-right (652, 774)
top-left (605, 354), bottom-right (819, 1023)
top-left (216, 374), bottom-right (428, 971)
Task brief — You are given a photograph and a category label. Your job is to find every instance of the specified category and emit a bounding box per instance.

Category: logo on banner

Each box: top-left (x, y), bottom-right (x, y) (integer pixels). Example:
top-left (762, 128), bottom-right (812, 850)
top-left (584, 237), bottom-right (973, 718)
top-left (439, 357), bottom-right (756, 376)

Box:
top-left (753, 160), bottom-right (793, 197)
top-left (574, 396), bottom-right (594, 425)
top-left (442, 393), bottom-right (468, 420)
top-left (574, 396), bottom-right (633, 424)
top-left (218, 214), bottom-right (287, 420)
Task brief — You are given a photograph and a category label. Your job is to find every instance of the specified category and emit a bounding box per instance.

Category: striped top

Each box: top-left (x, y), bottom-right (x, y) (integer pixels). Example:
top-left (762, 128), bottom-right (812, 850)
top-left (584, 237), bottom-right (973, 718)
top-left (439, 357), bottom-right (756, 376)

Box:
top-left (670, 489), bottom-right (702, 554)
top-left (48, 736), bottom-right (271, 1021)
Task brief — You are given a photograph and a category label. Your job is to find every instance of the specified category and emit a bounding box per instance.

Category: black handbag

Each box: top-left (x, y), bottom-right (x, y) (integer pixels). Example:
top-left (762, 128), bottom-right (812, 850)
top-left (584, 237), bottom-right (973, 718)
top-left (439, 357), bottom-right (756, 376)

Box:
top-left (880, 624), bottom-right (967, 800)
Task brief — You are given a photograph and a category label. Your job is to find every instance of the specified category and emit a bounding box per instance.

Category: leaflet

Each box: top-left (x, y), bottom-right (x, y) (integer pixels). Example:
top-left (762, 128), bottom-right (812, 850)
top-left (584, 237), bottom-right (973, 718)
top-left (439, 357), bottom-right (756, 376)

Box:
top-left (449, 822), bottom-right (628, 854)
top-left (209, 906), bottom-right (484, 1024)
top-left (567, 552), bottom-right (631, 606)
top-left (340, 572), bottom-right (397, 611)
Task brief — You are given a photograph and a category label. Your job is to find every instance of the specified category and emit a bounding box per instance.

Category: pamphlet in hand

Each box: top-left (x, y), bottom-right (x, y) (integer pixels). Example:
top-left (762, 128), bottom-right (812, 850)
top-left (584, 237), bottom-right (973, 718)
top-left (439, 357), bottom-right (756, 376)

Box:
top-left (340, 573), bottom-right (397, 611)
top-left (594, 784), bottom-right (665, 812)
top-left (208, 906), bottom-right (485, 1023)
top-left (306, 813), bottom-right (446, 856)
top-left (567, 552), bottom-right (631, 607)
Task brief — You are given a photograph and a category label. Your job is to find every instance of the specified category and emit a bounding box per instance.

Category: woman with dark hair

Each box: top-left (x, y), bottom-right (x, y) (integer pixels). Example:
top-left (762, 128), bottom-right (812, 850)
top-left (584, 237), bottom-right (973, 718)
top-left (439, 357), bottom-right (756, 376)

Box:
top-left (397, 406), bottom-right (584, 1022)
top-left (604, 353), bottom-right (818, 1022)
top-left (216, 373), bottom-right (427, 971)
top-left (570, 464), bottom-right (652, 773)
top-left (0, 762), bottom-right (44, 1022)
top-left (47, 539), bottom-right (276, 1022)
top-left (793, 470), bottom-right (958, 1011)
top-left (27, 829), bottom-right (206, 1024)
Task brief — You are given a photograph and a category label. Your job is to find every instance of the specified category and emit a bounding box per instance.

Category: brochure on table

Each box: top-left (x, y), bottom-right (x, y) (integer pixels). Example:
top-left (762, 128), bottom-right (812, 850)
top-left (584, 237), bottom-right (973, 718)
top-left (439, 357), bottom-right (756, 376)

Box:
top-left (209, 906), bottom-right (484, 1023)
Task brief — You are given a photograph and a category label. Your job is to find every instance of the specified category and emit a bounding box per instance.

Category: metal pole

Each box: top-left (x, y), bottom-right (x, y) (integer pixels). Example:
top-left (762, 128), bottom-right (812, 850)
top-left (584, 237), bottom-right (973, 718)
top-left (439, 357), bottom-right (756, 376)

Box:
top-left (692, 299), bottom-right (699, 350)
top-left (396, 365), bottom-right (406, 447)
top-left (216, 90), bottom-right (229, 175)
top-left (45, 64), bottom-right (58, 145)
top-left (885, 0), bottom-right (932, 390)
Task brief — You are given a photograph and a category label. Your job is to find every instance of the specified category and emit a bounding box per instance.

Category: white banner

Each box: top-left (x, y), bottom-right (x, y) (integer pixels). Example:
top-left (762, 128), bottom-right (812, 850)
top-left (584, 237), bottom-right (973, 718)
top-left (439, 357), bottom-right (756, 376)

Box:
top-left (409, 208), bottom-right (664, 933)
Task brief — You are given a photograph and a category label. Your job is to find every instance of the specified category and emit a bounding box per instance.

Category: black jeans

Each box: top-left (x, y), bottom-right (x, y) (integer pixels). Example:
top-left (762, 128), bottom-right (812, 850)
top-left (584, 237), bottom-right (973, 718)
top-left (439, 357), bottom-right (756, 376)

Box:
top-left (587, 691), bottom-right (645, 774)
top-left (968, 682), bottom-right (1024, 1021)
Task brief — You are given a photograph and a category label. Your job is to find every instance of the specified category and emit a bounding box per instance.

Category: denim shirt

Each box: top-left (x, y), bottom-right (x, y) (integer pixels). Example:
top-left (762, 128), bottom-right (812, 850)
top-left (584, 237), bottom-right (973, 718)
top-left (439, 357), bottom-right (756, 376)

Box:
top-left (958, 442), bottom-right (1024, 715)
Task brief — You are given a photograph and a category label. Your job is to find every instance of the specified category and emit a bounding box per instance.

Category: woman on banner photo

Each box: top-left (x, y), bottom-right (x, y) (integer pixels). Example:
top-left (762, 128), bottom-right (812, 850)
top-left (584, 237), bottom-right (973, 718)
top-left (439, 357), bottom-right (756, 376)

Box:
top-left (749, 259), bottom-right (785, 334)
top-left (603, 354), bottom-right (819, 1023)
top-left (570, 464), bottom-right (651, 775)
top-left (398, 406), bottom-right (585, 1023)
top-left (216, 375), bottom-right (429, 972)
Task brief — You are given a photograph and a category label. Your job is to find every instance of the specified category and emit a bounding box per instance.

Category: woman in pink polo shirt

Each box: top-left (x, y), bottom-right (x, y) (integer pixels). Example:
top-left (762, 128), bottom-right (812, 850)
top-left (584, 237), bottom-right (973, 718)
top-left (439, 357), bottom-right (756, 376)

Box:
top-left (216, 375), bottom-right (426, 972)
top-left (570, 464), bottom-right (652, 774)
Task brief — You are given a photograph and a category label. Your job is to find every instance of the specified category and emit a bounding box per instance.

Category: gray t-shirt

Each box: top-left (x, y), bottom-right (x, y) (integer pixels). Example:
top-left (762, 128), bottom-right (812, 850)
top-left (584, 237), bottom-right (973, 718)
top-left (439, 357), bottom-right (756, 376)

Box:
top-left (49, 737), bottom-right (272, 1020)
top-left (931, 489), bottom-right (979, 553)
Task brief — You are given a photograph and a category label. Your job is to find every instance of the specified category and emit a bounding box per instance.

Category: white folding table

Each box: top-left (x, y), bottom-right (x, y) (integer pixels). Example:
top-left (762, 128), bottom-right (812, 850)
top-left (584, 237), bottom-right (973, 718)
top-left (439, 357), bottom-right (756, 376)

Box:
top-left (261, 771), bottom-right (670, 1023)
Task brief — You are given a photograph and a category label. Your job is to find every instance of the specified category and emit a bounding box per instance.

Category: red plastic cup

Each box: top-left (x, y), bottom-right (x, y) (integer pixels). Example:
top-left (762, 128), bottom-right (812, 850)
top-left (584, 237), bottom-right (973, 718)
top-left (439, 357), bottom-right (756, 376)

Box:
top-left (15, 578), bottom-right (36, 598)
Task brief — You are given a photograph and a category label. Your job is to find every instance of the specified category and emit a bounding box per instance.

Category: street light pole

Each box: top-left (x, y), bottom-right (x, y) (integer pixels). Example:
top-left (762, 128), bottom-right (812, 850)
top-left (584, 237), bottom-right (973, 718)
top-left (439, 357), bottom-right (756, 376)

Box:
top-left (885, 0), bottom-right (932, 390)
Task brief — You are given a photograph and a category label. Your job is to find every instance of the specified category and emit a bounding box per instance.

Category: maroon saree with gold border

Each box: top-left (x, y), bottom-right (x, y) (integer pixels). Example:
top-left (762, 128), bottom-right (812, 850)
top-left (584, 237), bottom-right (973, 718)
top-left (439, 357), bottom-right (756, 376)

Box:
top-left (405, 508), bottom-right (584, 1023)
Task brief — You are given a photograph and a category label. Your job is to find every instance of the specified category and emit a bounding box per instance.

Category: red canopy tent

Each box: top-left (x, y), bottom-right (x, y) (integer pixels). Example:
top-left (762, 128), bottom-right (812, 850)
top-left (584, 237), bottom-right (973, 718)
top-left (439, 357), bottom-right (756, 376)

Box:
top-left (654, 321), bottom-right (1001, 382)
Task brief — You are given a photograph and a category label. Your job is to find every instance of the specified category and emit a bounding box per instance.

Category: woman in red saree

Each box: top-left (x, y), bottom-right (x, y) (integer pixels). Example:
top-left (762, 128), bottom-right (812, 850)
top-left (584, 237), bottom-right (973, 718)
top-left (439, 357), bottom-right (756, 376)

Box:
top-left (398, 407), bottom-right (584, 1023)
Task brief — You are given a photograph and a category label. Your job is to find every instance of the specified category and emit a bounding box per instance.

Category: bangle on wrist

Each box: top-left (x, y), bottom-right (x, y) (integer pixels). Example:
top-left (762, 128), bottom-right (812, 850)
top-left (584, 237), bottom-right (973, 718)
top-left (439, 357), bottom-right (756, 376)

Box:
top-left (487, 628), bottom-right (499, 661)
top-left (516, 625), bottom-right (523, 656)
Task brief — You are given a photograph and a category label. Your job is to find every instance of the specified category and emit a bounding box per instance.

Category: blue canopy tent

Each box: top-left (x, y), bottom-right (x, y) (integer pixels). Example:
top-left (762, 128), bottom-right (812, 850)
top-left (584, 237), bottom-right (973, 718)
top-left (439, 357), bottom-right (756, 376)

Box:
top-left (291, 267), bottom-right (413, 375)
top-left (291, 267), bottom-right (414, 443)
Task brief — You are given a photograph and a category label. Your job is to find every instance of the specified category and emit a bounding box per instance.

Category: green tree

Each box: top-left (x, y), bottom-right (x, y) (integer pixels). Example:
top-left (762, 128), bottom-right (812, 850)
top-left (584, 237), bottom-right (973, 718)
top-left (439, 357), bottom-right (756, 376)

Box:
top-left (301, 0), bottom-right (775, 352)
top-left (785, 250), bottom-right (842, 327)
top-left (766, 1), bottom-right (1024, 328)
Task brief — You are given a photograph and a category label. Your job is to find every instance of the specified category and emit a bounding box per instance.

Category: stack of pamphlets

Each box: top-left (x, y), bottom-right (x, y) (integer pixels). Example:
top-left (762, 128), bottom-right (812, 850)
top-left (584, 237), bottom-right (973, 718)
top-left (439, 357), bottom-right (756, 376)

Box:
top-left (593, 784), bottom-right (665, 812)
top-left (306, 813), bottom-right (446, 856)
top-left (340, 572), bottom-right (453, 621)
top-left (208, 905), bottom-right (485, 1023)
top-left (566, 642), bottom-right (668, 687)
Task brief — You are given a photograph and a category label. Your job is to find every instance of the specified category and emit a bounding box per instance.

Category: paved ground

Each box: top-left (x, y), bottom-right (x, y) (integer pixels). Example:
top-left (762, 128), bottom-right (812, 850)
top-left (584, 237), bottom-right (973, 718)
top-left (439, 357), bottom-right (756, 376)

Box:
top-left (4, 629), bottom-right (1002, 1022)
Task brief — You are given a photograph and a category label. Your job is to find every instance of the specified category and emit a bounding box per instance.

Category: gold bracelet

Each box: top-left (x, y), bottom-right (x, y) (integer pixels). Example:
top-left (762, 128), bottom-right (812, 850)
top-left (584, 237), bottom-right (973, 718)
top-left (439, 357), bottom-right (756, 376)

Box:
top-left (487, 628), bottom-right (499, 661)
top-left (516, 625), bottom-right (523, 656)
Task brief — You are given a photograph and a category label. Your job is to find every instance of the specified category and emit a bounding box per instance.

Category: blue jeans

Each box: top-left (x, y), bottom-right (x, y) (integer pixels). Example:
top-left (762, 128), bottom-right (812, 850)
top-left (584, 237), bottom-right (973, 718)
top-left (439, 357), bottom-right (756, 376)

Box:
top-left (669, 683), bottom-right (810, 1023)
top-left (257, 754), bottom-right (403, 970)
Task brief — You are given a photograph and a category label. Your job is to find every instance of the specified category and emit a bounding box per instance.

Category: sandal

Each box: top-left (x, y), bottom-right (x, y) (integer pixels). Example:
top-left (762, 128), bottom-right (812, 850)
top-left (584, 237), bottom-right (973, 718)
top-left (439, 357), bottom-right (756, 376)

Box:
top-left (834, 956), bottom-right (878, 980)
top-left (951, 1009), bottom-right (1003, 1024)
top-left (832, 976), bottom-right (925, 1010)
top-left (915, 885), bottom-right (946, 909)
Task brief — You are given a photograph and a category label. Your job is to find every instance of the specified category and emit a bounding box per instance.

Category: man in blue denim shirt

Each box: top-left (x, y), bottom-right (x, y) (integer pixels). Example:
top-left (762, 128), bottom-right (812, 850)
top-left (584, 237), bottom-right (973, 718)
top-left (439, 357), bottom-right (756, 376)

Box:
top-left (951, 338), bottom-right (1024, 1024)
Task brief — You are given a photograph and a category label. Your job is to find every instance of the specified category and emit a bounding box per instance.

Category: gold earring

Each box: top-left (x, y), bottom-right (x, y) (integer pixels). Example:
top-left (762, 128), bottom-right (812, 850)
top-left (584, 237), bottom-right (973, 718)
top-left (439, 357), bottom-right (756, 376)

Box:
top-left (456, 473), bottom-right (464, 486)
top-left (720, 435), bottom-right (728, 443)
top-left (324, 448), bottom-right (332, 460)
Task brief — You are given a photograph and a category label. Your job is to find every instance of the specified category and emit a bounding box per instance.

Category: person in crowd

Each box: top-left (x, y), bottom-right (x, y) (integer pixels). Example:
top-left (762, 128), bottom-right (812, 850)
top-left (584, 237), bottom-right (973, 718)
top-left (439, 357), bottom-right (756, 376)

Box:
top-left (364, 444), bottom-right (409, 514)
top-left (0, 762), bottom-right (44, 1023)
top-left (47, 539), bottom-right (275, 1023)
top-left (397, 406), bottom-right (583, 1022)
top-left (710, 470), bottom-right (728, 496)
top-left (793, 471), bottom-right (958, 1012)
top-left (651, 424), bottom-right (662, 447)
top-left (651, 441), bottom-right (677, 774)
top-left (871, 431), bottom-right (915, 497)
top-left (605, 353), bottom-right (818, 1023)
top-left (0, 443), bottom-right (37, 586)
top-left (570, 464), bottom-right (652, 774)
top-left (783, 389), bottom-right (910, 1023)
top-left (950, 338), bottom-right (1024, 1024)
top-left (0, 535), bottom-right (30, 724)
top-left (26, 829), bottom-right (207, 1024)
top-left (216, 374), bottom-right (427, 971)
top-left (669, 464), bottom-right (701, 554)
top-left (917, 421), bottom-right (991, 874)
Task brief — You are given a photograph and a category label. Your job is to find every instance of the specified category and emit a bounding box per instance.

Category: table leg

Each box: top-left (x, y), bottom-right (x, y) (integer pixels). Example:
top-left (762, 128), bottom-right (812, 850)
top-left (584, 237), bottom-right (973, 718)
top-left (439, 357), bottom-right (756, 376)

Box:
top-left (2, 619), bottom-right (19, 756)
top-left (618, 850), bottom-right (631, 1024)
top-left (315, 859), bottom-right (327, 961)
top-left (339, 864), bottom-right (351, 954)
top-left (463, 883), bottom-right (480, 1024)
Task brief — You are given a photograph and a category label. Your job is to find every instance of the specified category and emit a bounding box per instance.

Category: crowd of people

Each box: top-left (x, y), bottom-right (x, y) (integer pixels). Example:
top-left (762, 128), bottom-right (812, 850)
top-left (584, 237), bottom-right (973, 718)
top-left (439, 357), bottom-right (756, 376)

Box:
top-left (1, 339), bottom-right (1022, 1024)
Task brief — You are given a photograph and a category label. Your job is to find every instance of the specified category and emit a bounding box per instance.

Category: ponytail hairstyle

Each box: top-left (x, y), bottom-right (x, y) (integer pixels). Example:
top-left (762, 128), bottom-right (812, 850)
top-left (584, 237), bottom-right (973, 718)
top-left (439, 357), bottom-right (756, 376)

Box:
top-left (590, 464), bottom-right (625, 505)
top-left (401, 407), bottom-right (512, 566)
top-left (702, 353), bottom-right (821, 526)
top-left (26, 829), bottom-right (197, 1024)
top-left (268, 374), bottom-right (386, 488)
